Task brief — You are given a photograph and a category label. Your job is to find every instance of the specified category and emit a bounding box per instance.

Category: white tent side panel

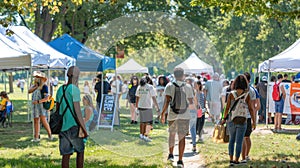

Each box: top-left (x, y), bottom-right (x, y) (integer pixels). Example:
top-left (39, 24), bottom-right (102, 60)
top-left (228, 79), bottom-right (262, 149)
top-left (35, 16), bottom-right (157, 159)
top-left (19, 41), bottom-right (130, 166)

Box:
top-left (116, 59), bottom-right (148, 74)
top-left (0, 54), bottom-right (31, 70)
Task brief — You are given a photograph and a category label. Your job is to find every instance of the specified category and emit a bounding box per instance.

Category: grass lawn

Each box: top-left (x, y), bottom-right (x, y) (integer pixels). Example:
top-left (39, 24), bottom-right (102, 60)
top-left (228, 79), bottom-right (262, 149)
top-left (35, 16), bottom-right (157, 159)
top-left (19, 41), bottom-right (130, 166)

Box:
top-left (1, 83), bottom-right (300, 167)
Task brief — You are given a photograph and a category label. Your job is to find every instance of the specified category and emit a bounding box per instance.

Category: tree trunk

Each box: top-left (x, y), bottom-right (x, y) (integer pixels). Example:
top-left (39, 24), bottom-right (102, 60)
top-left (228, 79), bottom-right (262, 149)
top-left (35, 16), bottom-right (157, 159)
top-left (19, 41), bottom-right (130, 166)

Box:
top-left (8, 72), bottom-right (14, 93)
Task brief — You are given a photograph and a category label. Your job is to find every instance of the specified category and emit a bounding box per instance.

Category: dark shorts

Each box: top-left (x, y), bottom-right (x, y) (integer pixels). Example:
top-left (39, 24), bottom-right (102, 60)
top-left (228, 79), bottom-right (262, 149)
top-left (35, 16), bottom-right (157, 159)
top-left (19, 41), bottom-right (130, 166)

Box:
top-left (244, 118), bottom-right (252, 137)
top-left (59, 126), bottom-right (85, 155)
top-left (168, 119), bottom-right (189, 135)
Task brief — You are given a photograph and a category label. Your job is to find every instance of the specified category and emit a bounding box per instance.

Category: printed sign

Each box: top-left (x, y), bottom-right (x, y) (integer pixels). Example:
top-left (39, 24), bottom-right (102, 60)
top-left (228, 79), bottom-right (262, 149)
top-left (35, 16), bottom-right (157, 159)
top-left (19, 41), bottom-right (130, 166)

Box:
top-left (98, 94), bottom-right (116, 127)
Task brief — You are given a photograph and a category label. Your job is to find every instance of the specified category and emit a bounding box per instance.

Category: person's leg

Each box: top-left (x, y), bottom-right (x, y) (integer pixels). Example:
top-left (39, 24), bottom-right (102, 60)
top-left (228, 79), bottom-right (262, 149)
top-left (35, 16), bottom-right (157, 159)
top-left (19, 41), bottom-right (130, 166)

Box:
top-left (34, 118), bottom-right (40, 139)
top-left (278, 113), bottom-right (283, 130)
top-left (234, 123), bottom-right (247, 162)
top-left (76, 152), bottom-right (84, 168)
top-left (178, 133), bottom-right (186, 161)
top-left (40, 115), bottom-right (52, 138)
top-left (189, 110), bottom-right (197, 146)
top-left (130, 103), bottom-right (135, 122)
top-left (274, 113), bottom-right (279, 130)
top-left (196, 118), bottom-right (201, 137)
top-left (168, 120), bottom-right (176, 155)
top-left (140, 123), bottom-right (144, 135)
top-left (62, 154), bottom-right (71, 168)
top-left (227, 122), bottom-right (236, 161)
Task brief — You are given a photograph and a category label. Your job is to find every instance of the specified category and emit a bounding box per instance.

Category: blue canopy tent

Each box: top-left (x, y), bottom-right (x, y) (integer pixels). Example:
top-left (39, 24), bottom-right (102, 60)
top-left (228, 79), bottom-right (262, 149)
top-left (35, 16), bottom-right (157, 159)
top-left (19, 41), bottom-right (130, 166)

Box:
top-left (49, 34), bottom-right (115, 72)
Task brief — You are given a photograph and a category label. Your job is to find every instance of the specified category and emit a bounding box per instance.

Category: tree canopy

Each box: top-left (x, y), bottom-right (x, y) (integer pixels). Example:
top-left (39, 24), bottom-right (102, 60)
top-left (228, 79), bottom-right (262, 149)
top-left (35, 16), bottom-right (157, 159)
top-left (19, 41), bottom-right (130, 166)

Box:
top-left (1, 0), bottom-right (300, 77)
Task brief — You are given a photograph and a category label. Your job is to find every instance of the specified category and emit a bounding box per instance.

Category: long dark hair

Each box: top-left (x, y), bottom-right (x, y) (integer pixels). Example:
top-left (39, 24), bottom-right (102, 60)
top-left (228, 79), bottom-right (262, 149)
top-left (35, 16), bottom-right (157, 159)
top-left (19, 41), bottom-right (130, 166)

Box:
top-left (196, 81), bottom-right (203, 91)
top-left (158, 75), bottom-right (169, 87)
top-left (130, 76), bottom-right (139, 86)
top-left (232, 75), bottom-right (249, 91)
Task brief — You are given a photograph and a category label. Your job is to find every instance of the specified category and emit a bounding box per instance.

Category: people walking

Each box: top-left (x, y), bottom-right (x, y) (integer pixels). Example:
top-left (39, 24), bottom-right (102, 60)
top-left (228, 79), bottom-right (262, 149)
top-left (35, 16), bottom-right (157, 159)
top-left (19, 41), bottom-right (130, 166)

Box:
top-left (204, 73), bottom-right (223, 123)
top-left (135, 78), bottom-right (159, 142)
top-left (155, 75), bottom-right (169, 123)
top-left (28, 71), bottom-right (52, 142)
top-left (56, 66), bottom-right (88, 168)
top-left (256, 76), bottom-right (268, 123)
top-left (128, 76), bottom-right (139, 124)
top-left (195, 80), bottom-right (206, 143)
top-left (94, 74), bottom-right (111, 111)
top-left (161, 67), bottom-right (194, 168)
top-left (221, 74), bottom-right (255, 166)
top-left (186, 77), bottom-right (197, 152)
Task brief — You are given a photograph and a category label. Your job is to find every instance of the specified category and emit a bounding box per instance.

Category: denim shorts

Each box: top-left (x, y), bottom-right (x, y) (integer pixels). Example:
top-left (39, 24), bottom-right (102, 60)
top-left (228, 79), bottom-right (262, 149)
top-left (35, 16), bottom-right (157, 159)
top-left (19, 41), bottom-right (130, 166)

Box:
top-left (275, 98), bottom-right (284, 113)
top-left (59, 126), bottom-right (85, 155)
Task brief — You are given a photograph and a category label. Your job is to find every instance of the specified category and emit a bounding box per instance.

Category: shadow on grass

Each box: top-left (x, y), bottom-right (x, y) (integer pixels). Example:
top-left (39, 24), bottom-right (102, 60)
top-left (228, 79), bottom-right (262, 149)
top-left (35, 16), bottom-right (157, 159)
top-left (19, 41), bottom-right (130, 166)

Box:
top-left (0, 157), bottom-right (161, 168)
top-left (204, 158), bottom-right (300, 168)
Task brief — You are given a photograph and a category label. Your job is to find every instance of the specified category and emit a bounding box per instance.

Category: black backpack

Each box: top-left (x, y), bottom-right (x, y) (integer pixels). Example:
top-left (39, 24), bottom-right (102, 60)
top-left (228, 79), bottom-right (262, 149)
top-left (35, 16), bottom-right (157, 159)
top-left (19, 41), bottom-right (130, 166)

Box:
top-left (170, 82), bottom-right (188, 114)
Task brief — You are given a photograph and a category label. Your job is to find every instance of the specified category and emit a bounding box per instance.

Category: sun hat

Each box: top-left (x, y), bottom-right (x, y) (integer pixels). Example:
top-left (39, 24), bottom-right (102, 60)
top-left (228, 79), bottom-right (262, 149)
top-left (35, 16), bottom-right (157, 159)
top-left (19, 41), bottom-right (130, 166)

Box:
top-left (33, 71), bottom-right (47, 82)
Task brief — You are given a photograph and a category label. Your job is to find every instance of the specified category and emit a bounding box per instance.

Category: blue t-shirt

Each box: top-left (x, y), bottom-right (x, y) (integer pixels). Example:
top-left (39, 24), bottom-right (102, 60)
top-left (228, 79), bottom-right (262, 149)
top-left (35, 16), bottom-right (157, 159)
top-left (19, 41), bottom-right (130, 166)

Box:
top-left (56, 84), bottom-right (81, 132)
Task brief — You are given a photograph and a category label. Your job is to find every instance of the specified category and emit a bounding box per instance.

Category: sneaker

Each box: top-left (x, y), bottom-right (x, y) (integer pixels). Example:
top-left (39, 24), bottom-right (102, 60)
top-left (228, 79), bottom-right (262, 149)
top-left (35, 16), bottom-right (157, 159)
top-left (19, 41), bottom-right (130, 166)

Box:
top-left (245, 156), bottom-right (250, 161)
top-left (192, 146), bottom-right (196, 152)
top-left (233, 161), bottom-right (240, 165)
top-left (131, 120), bottom-right (134, 124)
top-left (229, 160), bottom-right (235, 166)
top-left (134, 121), bottom-right (138, 124)
top-left (240, 160), bottom-right (247, 164)
top-left (139, 134), bottom-right (144, 140)
top-left (31, 138), bottom-right (40, 142)
top-left (167, 154), bottom-right (174, 162)
top-left (177, 160), bottom-right (184, 168)
top-left (143, 136), bottom-right (152, 142)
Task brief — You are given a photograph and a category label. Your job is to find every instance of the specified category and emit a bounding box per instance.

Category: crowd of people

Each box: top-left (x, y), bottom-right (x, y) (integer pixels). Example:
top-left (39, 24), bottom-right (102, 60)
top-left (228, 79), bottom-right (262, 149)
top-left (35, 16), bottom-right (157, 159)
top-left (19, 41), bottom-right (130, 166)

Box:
top-left (2, 64), bottom-right (294, 168)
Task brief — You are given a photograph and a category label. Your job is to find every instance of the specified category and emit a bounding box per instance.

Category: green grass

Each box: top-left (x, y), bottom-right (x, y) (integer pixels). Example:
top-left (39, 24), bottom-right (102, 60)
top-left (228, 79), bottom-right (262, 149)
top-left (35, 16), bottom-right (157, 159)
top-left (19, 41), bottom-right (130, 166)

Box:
top-left (199, 124), bottom-right (300, 168)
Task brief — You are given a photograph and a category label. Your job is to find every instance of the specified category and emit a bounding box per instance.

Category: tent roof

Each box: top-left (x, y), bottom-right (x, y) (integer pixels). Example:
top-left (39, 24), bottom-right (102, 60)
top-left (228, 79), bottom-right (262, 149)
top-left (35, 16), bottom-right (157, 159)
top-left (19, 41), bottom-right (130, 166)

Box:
top-left (116, 59), bottom-right (148, 74)
top-left (1, 26), bottom-right (75, 69)
top-left (259, 38), bottom-right (300, 72)
top-left (49, 34), bottom-right (115, 71)
top-left (0, 34), bottom-right (31, 70)
top-left (175, 53), bottom-right (214, 74)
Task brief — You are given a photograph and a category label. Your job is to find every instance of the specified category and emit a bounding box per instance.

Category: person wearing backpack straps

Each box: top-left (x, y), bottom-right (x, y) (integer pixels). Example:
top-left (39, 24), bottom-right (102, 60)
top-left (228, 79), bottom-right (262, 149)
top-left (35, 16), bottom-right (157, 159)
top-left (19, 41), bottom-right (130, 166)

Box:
top-left (221, 75), bottom-right (255, 166)
top-left (28, 71), bottom-right (52, 142)
top-left (56, 66), bottom-right (88, 168)
top-left (161, 67), bottom-right (195, 168)
top-left (273, 74), bottom-right (286, 133)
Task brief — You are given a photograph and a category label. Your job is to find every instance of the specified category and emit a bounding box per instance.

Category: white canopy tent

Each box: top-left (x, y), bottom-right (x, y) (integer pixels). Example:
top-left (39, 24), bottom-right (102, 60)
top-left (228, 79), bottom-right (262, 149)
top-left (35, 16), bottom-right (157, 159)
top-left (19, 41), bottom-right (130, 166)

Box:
top-left (259, 38), bottom-right (300, 72)
top-left (175, 53), bottom-right (214, 74)
top-left (116, 59), bottom-right (148, 74)
top-left (0, 26), bottom-right (75, 69)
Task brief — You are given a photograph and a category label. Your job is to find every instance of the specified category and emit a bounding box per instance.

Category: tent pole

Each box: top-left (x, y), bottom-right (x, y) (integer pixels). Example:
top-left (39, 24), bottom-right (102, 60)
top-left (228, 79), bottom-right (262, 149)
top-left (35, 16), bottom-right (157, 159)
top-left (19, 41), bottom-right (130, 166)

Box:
top-left (266, 60), bottom-right (271, 128)
top-left (27, 69), bottom-right (30, 122)
top-left (4, 71), bottom-right (6, 92)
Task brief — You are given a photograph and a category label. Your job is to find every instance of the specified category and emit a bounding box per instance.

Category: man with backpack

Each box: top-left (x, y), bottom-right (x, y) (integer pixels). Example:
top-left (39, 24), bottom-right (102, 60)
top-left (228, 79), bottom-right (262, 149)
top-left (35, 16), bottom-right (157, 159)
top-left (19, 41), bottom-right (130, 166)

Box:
top-left (161, 67), bottom-right (194, 168)
top-left (273, 74), bottom-right (286, 132)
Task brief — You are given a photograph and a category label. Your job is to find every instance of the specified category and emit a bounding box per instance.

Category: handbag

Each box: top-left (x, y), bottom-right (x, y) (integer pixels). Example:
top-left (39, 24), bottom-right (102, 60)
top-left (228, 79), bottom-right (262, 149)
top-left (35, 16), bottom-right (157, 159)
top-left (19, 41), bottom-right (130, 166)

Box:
top-left (197, 108), bottom-right (202, 118)
top-left (49, 85), bottom-right (69, 134)
top-left (212, 122), bottom-right (229, 143)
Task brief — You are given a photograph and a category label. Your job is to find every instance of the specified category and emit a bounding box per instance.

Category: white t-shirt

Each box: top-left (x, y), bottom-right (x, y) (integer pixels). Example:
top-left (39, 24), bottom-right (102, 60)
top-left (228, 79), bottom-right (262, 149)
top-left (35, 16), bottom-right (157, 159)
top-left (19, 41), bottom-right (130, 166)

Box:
top-left (136, 84), bottom-right (156, 109)
top-left (165, 81), bottom-right (193, 121)
top-left (111, 80), bottom-right (121, 94)
top-left (19, 79), bottom-right (25, 88)
top-left (83, 85), bottom-right (90, 94)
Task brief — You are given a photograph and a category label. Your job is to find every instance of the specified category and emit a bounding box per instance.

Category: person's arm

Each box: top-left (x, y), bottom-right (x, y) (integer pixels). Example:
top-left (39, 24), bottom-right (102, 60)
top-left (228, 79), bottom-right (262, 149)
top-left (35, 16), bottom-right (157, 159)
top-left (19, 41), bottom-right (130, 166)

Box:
top-left (84, 107), bottom-right (93, 123)
top-left (136, 96), bottom-right (140, 108)
top-left (255, 98), bottom-right (261, 112)
top-left (28, 84), bottom-right (38, 94)
top-left (281, 85), bottom-right (286, 99)
top-left (194, 94), bottom-right (199, 109)
top-left (74, 101), bottom-right (88, 137)
top-left (152, 96), bottom-right (160, 111)
top-left (247, 96), bottom-right (256, 130)
top-left (221, 93), bottom-right (233, 124)
top-left (160, 95), bottom-right (171, 124)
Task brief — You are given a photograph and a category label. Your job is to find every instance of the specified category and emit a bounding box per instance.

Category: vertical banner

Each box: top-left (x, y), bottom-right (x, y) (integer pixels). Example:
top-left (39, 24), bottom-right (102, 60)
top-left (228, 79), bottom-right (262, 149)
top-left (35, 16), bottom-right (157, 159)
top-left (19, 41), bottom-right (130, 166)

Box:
top-left (290, 83), bottom-right (300, 115)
